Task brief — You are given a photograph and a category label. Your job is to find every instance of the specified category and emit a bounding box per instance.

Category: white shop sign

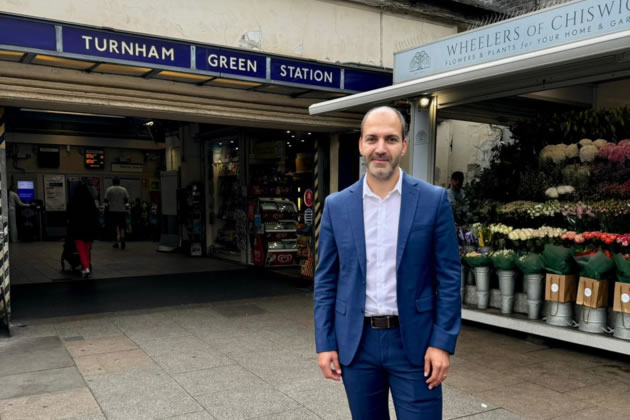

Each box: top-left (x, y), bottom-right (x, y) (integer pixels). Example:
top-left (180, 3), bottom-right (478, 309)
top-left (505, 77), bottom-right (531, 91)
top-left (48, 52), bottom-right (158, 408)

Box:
top-left (395, 0), bottom-right (630, 83)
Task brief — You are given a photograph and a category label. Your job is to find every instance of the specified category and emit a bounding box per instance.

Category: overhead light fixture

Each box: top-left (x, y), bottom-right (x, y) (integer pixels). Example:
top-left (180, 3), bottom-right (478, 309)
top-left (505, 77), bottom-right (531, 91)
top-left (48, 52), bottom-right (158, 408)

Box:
top-left (20, 108), bottom-right (125, 119)
top-left (419, 97), bottom-right (431, 108)
top-left (286, 130), bottom-right (291, 134)
top-left (307, 132), bottom-right (312, 135)
top-left (144, 120), bottom-right (155, 127)
top-left (286, 141), bottom-right (291, 145)
top-left (291, 135), bottom-right (295, 138)
top-left (301, 139), bottom-right (305, 143)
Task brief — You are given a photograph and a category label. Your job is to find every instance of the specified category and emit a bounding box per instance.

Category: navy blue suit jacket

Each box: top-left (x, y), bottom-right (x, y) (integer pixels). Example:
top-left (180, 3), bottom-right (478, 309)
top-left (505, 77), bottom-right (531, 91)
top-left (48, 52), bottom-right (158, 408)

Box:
top-left (314, 172), bottom-right (461, 366)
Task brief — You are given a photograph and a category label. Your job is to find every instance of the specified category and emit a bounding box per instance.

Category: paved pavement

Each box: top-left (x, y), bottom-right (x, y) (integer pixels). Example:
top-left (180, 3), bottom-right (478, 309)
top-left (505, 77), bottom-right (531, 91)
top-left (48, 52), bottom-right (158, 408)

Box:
top-left (10, 241), bottom-right (243, 284)
top-left (1, 292), bottom-right (629, 419)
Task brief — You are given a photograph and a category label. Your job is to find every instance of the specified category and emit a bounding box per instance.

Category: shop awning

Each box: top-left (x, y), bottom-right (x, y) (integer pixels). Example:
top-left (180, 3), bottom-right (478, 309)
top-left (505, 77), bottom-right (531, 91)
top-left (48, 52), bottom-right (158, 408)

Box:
top-left (309, 30), bottom-right (630, 115)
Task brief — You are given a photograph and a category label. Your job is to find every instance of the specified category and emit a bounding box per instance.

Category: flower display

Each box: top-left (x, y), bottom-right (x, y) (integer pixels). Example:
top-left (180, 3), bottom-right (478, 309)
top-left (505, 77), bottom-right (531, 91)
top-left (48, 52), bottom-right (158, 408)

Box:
top-left (565, 143), bottom-right (579, 159)
top-left (491, 249), bottom-right (516, 270)
top-left (540, 144), bottom-right (568, 163)
top-left (489, 224), bottom-right (513, 235)
top-left (598, 140), bottom-right (630, 163)
top-left (579, 144), bottom-right (599, 162)
top-left (593, 139), bottom-right (609, 149)
top-left (463, 251), bottom-right (491, 268)
top-left (578, 138), bottom-right (593, 146)
top-left (545, 185), bottom-right (575, 198)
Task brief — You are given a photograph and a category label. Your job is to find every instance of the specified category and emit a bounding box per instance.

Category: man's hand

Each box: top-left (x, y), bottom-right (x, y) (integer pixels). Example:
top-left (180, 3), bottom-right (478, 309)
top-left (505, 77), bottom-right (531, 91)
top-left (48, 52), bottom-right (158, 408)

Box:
top-left (318, 351), bottom-right (342, 381)
top-left (424, 346), bottom-right (450, 390)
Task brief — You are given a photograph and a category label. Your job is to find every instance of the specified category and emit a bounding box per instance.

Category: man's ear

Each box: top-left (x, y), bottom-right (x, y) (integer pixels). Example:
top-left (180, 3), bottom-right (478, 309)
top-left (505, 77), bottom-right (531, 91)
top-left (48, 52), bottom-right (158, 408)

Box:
top-left (401, 138), bottom-right (409, 156)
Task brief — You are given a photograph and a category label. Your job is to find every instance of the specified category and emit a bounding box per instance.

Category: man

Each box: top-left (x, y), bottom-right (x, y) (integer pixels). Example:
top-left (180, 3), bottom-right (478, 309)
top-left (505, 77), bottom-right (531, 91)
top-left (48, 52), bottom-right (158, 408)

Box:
top-left (104, 177), bottom-right (129, 249)
top-left (314, 106), bottom-right (461, 419)
top-left (447, 171), bottom-right (465, 206)
top-left (8, 185), bottom-right (33, 242)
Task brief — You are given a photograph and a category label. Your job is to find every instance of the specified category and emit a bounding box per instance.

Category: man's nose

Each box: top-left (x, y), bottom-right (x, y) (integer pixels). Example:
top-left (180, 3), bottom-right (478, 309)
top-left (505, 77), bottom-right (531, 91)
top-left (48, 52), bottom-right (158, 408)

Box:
top-left (375, 139), bottom-right (387, 153)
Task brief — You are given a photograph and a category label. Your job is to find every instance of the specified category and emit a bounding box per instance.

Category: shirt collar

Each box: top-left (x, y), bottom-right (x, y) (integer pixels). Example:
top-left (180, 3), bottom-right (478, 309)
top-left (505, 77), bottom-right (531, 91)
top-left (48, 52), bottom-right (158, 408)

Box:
top-left (363, 167), bottom-right (403, 199)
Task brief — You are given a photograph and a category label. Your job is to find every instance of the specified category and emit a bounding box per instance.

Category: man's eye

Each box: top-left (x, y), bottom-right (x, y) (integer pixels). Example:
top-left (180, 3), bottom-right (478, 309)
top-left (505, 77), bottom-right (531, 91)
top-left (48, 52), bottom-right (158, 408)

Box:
top-left (387, 137), bottom-right (400, 143)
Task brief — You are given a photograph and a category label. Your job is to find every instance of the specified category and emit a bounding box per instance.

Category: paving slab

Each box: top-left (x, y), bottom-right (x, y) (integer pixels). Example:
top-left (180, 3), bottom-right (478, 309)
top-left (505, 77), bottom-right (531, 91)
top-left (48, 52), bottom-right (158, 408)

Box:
top-left (475, 380), bottom-right (595, 419)
top-left (65, 336), bottom-right (139, 357)
top-left (286, 382), bottom-right (351, 420)
top-left (84, 366), bottom-right (202, 419)
top-left (442, 385), bottom-right (496, 419)
top-left (564, 380), bottom-right (630, 410)
top-left (159, 410), bottom-right (216, 419)
top-left (56, 318), bottom-right (124, 339)
top-left (445, 360), bottom-right (525, 394)
top-left (254, 408), bottom-right (321, 420)
top-left (0, 335), bottom-right (64, 354)
top-left (0, 366), bottom-right (85, 400)
top-left (456, 408), bottom-right (525, 419)
top-left (195, 383), bottom-right (300, 420)
top-left (173, 365), bottom-right (267, 396)
top-left (504, 360), bottom-right (611, 393)
top-left (0, 347), bottom-right (74, 377)
top-left (132, 334), bottom-right (214, 357)
top-left (0, 387), bottom-right (102, 419)
top-left (75, 348), bottom-right (155, 376)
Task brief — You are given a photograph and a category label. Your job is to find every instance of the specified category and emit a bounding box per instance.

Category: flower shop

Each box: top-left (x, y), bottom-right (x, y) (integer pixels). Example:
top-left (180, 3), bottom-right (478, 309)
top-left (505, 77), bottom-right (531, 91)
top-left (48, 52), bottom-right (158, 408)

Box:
top-left (310, 0), bottom-right (630, 355)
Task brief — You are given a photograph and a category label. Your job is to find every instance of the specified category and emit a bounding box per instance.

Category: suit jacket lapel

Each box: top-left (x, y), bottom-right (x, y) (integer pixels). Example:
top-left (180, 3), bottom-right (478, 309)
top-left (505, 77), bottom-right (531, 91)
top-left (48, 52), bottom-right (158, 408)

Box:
top-left (347, 179), bottom-right (366, 279)
top-left (397, 173), bottom-right (420, 270)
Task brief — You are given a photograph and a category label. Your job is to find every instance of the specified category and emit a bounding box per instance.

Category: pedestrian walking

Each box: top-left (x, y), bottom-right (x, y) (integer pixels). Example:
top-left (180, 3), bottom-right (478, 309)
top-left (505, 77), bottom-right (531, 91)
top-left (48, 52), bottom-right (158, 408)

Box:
top-left (314, 106), bottom-right (462, 419)
top-left (67, 182), bottom-right (99, 278)
top-left (104, 177), bottom-right (130, 249)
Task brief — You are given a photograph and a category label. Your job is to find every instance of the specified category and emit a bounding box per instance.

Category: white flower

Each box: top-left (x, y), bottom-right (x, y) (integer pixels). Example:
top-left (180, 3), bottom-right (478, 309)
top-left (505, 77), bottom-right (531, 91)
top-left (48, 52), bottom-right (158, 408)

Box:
top-left (545, 187), bottom-right (559, 198)
top-left (579, 144), bottom-right (599, 162)
top-left (565, 144), bottom-right (579, 159)
top-left (593, 139), bottom-right (608, 149)
top-left (579, 138), bottom-right (593, 146)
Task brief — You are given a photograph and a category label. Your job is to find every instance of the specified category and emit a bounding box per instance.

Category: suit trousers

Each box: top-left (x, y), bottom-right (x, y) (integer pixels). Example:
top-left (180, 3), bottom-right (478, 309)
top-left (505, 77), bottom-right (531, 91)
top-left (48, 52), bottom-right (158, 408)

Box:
top-left (341, 324), bottom-right (442, 420)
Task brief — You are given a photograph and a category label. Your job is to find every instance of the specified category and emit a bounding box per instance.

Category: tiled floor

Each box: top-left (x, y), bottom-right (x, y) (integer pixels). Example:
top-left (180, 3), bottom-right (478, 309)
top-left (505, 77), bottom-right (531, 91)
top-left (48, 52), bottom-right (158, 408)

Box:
top-left (9, 241), bottom-right (243, 284)
top-left (2, 294), bottom-right (629, 419)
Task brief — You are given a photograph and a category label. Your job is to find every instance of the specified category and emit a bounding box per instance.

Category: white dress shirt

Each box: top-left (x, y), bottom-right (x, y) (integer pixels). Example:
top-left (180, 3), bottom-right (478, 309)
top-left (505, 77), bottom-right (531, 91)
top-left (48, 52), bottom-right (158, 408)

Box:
top-left (363, 168), bottom-right (403, 316)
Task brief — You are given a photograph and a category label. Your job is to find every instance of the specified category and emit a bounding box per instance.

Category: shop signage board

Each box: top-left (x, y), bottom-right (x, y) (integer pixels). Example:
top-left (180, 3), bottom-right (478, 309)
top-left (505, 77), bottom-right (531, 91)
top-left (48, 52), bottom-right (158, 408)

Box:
top-left (44, 174), bottom-right (66, 212)
top-left (304, 189), bottom-right (314, 207)
top-left (395, 0), bottom-right (630, 83)
top-left (0, 13), bottom-right (391, 92)
top-left (112, 163), bottom-right (144, 173)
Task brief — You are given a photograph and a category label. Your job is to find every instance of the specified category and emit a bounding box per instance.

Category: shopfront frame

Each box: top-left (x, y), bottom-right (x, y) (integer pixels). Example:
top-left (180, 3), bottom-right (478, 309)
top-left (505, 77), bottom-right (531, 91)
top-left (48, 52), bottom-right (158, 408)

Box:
top-left (309, 0), bottom-right (630, 355)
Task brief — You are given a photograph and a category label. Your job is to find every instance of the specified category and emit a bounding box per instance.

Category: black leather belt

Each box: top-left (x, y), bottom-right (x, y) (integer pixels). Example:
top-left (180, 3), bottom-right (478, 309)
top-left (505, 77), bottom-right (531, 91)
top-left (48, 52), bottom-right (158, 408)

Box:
top-left (365, 315), bottom-right (399, 329)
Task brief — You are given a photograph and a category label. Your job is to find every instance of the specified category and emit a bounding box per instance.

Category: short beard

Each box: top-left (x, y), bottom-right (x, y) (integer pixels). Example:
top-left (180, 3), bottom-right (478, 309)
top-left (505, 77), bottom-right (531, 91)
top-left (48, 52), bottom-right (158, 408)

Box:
top-left (367, 156), bottom-right (400, 180)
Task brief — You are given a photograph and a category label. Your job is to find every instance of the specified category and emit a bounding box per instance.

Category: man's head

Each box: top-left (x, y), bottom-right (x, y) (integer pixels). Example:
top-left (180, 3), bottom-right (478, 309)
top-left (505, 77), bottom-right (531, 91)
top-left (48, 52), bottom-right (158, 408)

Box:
top-left (113, 177), bottom-right (121, 186)
top-left (450, 171), bottom-right (464, 191)
top-left (359, 106), bottom-right (408, 181)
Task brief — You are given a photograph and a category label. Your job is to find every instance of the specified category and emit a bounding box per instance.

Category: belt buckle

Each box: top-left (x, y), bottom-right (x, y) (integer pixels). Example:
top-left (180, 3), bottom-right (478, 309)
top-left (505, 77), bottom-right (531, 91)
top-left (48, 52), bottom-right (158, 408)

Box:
top-left (370, 316), bottom-right (390, 329)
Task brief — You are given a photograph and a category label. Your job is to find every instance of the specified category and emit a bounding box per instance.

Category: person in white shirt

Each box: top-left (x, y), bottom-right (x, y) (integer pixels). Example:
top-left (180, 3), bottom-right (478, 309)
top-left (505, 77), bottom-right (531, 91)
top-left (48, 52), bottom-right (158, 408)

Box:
top-left (104, 177), bottom-right (130, 249)
top-left (314, 106), bottom-right (461, 420)
top-left (8, 185), bottom-right (32, 242)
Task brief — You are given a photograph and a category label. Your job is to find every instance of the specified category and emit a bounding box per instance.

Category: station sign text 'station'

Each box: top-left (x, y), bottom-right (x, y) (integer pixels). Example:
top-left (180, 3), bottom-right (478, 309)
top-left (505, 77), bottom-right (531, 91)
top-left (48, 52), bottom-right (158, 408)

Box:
top-left (394, 0), bottom-right (630, 83)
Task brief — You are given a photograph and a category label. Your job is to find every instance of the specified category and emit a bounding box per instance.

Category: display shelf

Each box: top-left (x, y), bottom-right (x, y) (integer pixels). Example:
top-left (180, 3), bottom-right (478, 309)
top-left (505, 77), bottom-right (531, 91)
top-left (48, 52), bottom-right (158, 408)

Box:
top-left (462, 307), bottom-right (630, 356)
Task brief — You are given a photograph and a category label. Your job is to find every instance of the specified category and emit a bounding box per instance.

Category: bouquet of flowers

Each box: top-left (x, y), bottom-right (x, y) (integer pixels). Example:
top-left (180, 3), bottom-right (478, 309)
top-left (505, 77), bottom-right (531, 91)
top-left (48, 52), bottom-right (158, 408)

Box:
top-left (463, 251), bottom-right (491, 268)
top-left (613, 234), bottom-right (630, 284)
top-left (489, 223), bottom-right (512, 249)
top-left (515, 252), bottom-right (545, 274)
top-left (542, 243), bottom-right (575, 275)
top-left (491, 249), bottom-right (516, 271)
top-left (561, 231), bottom-right (616, 279)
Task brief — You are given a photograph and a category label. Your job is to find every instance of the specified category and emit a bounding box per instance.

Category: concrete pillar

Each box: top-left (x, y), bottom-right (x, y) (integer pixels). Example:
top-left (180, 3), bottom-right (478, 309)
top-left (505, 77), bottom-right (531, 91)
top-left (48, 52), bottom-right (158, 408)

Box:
top-left (407, 97), bottom-right (437, 183)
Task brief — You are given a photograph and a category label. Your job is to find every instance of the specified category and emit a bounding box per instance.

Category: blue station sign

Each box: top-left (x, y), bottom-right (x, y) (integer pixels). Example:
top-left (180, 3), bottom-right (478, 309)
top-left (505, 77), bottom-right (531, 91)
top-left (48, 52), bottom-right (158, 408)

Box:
top-left (195, 46), bottom-right (266, 79)
top-left (0, 15), bottom-right (56, 51)
top-left (0, 13), bottom-right (391, 92)
top-left (271, 58), bottom-right (341, 89)
top-left (63, 27), bottom-right (191, 68)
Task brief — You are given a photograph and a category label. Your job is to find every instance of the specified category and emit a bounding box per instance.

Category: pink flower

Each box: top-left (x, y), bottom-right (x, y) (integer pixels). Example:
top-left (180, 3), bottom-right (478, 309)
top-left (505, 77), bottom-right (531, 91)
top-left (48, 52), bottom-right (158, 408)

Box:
top-left (575, 235), bottom-right (585, 244)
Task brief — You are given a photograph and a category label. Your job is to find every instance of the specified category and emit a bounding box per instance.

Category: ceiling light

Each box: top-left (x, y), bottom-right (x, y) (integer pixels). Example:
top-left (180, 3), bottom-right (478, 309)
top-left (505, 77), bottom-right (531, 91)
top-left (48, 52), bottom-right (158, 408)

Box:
top-left (144, 121), bottom-right (155, 127)
top-left (419, 97), bottom-right (431, 108)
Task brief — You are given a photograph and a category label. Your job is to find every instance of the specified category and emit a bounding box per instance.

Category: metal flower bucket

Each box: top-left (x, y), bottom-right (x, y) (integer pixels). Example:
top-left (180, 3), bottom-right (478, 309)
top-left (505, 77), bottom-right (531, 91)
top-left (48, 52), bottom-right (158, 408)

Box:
top-left (474, 266), bottom-right (491, 309)
top-left (497, 270), bottom-right (516, 314)
top-left (524, 273), bottom-right (544, 319)
top-left (545, 301), bottom-right (574, 327)
top-left (613, 311), bottom-right (630, 340)
top-left (578, 305), bottom-right (609, 334)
